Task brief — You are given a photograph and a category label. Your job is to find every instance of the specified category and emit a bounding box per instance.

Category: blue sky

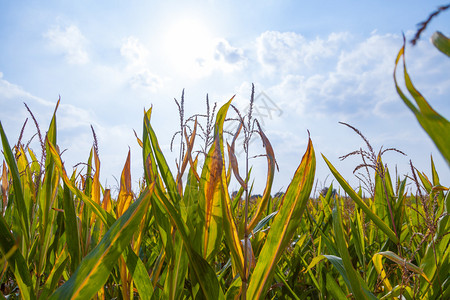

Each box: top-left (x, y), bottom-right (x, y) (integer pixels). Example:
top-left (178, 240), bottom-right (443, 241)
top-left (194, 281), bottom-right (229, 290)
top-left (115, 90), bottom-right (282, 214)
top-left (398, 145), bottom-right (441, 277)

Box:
top-left (1, 1), bottom-right (449, 195)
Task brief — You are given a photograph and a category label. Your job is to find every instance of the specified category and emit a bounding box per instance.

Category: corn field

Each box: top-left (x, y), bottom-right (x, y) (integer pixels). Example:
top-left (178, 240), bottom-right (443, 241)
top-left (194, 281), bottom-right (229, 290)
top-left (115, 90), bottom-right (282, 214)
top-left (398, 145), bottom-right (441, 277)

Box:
top-left (0, 22), bottom-right (449, 300)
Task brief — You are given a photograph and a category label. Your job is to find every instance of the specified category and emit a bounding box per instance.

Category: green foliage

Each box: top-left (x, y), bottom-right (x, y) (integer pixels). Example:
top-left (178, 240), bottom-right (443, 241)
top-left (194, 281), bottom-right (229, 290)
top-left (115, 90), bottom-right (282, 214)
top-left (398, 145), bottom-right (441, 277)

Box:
top-left (0, 21), bottom-right (448, 300)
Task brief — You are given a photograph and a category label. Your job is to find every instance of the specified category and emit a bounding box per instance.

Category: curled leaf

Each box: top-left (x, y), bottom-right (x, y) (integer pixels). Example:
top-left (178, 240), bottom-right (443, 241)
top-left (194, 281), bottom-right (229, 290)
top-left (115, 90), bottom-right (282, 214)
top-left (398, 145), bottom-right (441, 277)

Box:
top-left (246, 124), bottom-right (277, 233)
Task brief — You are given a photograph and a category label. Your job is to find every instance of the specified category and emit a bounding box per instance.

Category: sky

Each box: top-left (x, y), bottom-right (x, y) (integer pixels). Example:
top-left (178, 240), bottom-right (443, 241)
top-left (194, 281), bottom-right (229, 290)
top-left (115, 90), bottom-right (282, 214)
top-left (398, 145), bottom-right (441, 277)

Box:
top-left (0, 0), bottom-right (449, 196)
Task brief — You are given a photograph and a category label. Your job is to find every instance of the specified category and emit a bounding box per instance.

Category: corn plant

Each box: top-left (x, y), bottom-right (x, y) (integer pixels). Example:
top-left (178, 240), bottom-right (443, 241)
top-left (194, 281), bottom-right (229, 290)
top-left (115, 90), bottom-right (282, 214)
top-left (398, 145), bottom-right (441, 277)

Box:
top-left (0, 7), bottom-right (449, 299)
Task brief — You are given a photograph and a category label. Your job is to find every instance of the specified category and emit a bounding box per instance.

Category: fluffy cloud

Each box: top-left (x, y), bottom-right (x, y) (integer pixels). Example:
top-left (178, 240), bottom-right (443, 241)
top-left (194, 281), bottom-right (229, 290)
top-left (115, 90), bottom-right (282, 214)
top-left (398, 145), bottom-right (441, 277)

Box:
top-left (0, 72), bottom-right (54, 127)
top-left (260, 31), bottom-right (448, 120)
top-left (213, 39), bottom-right (247, 70)
top-left (170, 38), bottom-right (247, 77)
top-left (120, 36), bottom-right (163, 92)
top-left (120, 36), bottom-right (149, 66)
top-left (256, 31), bottom-right (349, 74)
top-left (129, 70), bottom-right (163, 92)
top-left (44, 25), bottom-right (89, 64)
top-left (0, 72), bottom-right (97, 134)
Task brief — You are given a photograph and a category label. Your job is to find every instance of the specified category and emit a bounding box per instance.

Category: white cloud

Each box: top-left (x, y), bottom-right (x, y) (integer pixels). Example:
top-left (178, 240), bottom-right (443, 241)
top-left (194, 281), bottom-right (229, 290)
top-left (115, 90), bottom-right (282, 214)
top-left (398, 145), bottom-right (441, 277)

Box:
top-left (260, 32), bottom-right (411, 119)
top-left (176, 38), bottom-right (247, 77)
top-left (212, 39), bottom-right (247, 71)
top-left (256, 31), bottom-right (350, 74)
top-left (253, 30), bottom-right (449, 120)
top-left (0, 73), bottom-right (54, 127)
top-left (44, 25), bottom-right (89, 64)
top-left (58, 104), bottom-right (98, 131)
top-left (129, 70), bottom-right (163, 92)
top-left (120, 36), bottom-right (149, 66)
top-left (0, 72), bottom-right (49, 104)
top-left (120, 36), bottom-right (163, 92)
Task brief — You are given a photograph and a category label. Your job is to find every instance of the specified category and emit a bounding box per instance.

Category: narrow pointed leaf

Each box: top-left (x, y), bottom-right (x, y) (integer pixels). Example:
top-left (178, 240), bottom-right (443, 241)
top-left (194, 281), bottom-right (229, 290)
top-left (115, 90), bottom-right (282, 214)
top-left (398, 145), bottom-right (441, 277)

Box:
top-left (150, 177), bottom-right (224, 299)
top-left (49, 185), bottom-right (153, 300)
top-left (332, 198), bottom-right (376, 300)
top-left (143, 109), bottom-right (181, 204)
top-left (213, 98), bottom-right (245, 278)
top-left (40, 248), bottom-right (69, 299)
top-left (48, 141), bottom-right (115, 227)
top-left (322, 154), bottom-right (399, 244)
top-left (246, 125), bottom-right (276, 233)
top-left (123, 246), bottom-right (154, 300)
top-left (63, 176), bottom-right (81, 272)
top-left (394, 40), bottom-right (450, 166)
top-left (202, 132), bottom-right (223, 258)
top-left (0, 214), bottom-right (35, 299)
top-left (431, 31), bottom-right (450, 57)
top-left (227, 122), bottom-right (246, 189)
top-left (247, 138), bottom-right (315, 298)
top-left (0, 121), bottom-right (30, 245)
top-left (117, 150), bottom-right (133, 216)
top-left (376, 251), bottom-right (431, 283)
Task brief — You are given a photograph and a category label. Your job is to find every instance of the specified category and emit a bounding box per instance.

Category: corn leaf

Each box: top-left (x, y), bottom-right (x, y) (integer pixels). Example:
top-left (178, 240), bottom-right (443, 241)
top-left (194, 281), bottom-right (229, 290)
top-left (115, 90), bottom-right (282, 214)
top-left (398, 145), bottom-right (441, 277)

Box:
top-left (163, 229), bottom-right (188, 300)
top-left (332, 199), bottom-right (377, 300)
top-left (394, 38), bottom-right (450, 167)
top-left (0, 121), bottom-right (30, 246)
top-left (380, 285), bottom-right (414, 300)
top-left (0, 214), bottom-right (35, 300)
top-left (117, 150), bottom-right (133, 217)
top-left (122, 245), bottom-right (154, 300)
top-left (48, 141), bottom-right (115, 227)
top-left (372, 252), bottom-right (393, 292)
top-left (431, 31), bottom-right (450, 57)
top-left (143, 108), bottom-right (181, 204)
top-left (207, 98), bottom-right (245, 278)
top-left (49, 185), bottom-right (153, 300)
top-left (322, 154), bottom-right (399, 244)
top-left (325, 271), bottom-right (348, 300)
top-left (63, 177), bottom-right (81, 272)
top-left (39, 248), bottom-right (69, 299)
top-left (375, 251), bottom-right (430, 283)
top-left (149, 174), bottom-right (224, 299)
top-left (247, 137), bottom-right (315, 298)
top-left (202, 132), bottom-right (223, 260)
top-left (227, 122), bottom-right (246, 189)
top-left (246, 125), bottom-right (276, 233)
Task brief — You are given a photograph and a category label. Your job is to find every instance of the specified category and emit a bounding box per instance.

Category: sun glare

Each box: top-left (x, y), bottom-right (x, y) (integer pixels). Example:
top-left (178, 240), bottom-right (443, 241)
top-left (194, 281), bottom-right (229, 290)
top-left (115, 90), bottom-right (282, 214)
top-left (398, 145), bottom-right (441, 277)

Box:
top-left (162, 17), bottom-right (215, 76)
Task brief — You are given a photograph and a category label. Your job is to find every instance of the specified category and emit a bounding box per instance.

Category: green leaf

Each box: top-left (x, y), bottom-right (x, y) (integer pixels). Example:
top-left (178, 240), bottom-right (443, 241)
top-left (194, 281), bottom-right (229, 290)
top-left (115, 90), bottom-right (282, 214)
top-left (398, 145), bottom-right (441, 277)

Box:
top-left (210, 98), bottom-right (246, 279)
top-left (201, 132), bottom-right (224, 260)
top-left (0, 214), bottom-right (35, 300)
top-left (48, 141), bottom-right (115, 227)
top-left (143, 108), bottom-right (181, 204)
top-left (374, 251), bottom-right (430, 282)
top-left (163, 230), bottom-right (188, 300)
top-left (332, 198), bottom-right (377, 300)
top-left (325, 272), bottom-right (348, 300)
top-left (246, 125), bottom-right (276, 233)
top-left (37, 112), bottom-right (60, 281)
top-left (147, 154), bottom-right (224, 299)
top-left (322, 154), bottom-right (399, 244)
top-left (123, 246), bottom-right (154, 300)
top-left (431, 31), bottom-right (450, 57)
top-left (39, 249), bottom-right (69, 299)
top-left (151, 185), bottom-right (224, 299)
top-left (394, 39), bottom-right (450, 167)
top-left (49, 185), bottom-right (153, 300)
top-left (247, 138), bottom-right (315, 299)
top-left (63, 179), bottom-right (81, 272)
top-left (274, 267), bottom-right (301, 300)
top-left (0, 121), bottom-right (30, 246)
top-left (379, 285), bottom-right (414, 300)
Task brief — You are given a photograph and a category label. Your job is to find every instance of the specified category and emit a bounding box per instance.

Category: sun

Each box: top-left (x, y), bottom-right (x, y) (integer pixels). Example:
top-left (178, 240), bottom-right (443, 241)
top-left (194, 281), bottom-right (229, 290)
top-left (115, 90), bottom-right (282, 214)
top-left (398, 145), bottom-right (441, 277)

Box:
top-left (162, 17), bottom-right (215, 76)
